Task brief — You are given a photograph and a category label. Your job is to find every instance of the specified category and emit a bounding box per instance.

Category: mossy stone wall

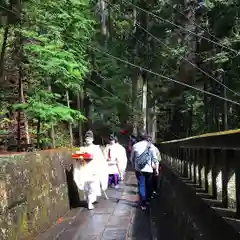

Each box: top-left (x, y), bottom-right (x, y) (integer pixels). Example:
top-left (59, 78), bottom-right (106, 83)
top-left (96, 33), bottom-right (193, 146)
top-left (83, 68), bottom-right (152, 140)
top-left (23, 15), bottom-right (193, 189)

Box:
top-left (0, 149), bottom-right (72, 240)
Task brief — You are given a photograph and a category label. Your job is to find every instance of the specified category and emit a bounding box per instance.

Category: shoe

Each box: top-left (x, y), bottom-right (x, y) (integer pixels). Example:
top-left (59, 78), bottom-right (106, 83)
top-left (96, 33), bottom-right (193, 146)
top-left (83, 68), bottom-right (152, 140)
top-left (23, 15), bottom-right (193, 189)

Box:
top-left (88, 202), bottom-right (94, 210)
top-left (152, 192), bottom-right (158, 198)
top-left (140, 205), bottom-right (147, 210)
top-left (115, 184), bottom-right (119, 189)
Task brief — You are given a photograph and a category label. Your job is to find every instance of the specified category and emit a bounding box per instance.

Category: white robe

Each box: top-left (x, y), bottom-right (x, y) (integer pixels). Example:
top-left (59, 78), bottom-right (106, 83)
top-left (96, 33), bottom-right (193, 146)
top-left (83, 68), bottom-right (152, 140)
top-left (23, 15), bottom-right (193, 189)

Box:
top-left (115, 143), bottom-right (128, 174)
top-left (104, 143), bottom-right (128, 176)
top-left (73, 144), bottom-right (108, 203)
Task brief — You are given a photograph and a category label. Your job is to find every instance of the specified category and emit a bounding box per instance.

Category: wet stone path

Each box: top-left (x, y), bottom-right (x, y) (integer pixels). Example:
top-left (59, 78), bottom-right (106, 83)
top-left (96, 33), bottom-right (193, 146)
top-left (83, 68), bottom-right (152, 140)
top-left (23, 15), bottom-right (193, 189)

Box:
top-left (36, 170), bottom-right (153, 240)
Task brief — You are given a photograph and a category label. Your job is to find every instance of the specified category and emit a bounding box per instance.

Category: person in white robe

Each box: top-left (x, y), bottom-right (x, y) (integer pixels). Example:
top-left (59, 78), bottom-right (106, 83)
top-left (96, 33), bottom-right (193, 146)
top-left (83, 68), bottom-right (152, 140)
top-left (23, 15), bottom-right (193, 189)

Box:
top-left (104, 134), bottom-right (121, 188)
top-left (104, 134), bottom-right (128, 187)
top-left (115, 136), bottom-right (128, 180)
top-left (73, 130), bottom-right (108, 210)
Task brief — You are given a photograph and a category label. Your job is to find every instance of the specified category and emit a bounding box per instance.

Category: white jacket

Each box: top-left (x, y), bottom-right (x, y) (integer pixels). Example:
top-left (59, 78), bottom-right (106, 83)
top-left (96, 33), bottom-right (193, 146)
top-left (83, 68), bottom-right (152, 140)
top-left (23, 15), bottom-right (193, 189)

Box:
top-left (73, 144), bottom-right (109, 191)
top-left (115, 143), bottom-right (128, 171)
top-left (104, 143), bottom-right (127, 174)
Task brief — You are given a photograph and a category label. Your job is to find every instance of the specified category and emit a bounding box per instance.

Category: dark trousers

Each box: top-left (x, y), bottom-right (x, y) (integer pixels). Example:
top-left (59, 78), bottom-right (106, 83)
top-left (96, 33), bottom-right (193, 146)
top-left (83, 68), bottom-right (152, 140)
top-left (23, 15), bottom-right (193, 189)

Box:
top-left (108, 174), bottom-right (119, 186)
top-left (152, 174), bottom-right (158, 192)
top-left (135, 171), bottom-right (153, 206)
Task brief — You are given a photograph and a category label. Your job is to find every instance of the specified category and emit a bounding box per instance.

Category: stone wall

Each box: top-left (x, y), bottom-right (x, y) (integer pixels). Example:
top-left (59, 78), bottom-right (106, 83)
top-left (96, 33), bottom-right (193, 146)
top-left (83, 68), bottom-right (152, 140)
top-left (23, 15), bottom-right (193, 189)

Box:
top-left (158, 162), bottom-right (240, 240)
top-left (0, 149), bottom-right (72, 240)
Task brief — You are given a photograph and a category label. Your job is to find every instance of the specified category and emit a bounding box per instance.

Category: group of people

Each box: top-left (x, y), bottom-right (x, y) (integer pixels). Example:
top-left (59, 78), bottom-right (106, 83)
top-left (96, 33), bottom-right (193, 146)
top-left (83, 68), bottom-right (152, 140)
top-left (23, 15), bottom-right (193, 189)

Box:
top-left (73, 129), bottom-right (161, 211)
top-left (73, 130), bottom-right (128, 210)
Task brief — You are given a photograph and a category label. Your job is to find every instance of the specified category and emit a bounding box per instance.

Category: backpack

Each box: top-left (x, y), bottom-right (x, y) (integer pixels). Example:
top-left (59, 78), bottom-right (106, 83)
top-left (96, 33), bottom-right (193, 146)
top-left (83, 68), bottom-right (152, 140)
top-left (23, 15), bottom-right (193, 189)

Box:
top-left (135, 142), bottom-right (152, 170)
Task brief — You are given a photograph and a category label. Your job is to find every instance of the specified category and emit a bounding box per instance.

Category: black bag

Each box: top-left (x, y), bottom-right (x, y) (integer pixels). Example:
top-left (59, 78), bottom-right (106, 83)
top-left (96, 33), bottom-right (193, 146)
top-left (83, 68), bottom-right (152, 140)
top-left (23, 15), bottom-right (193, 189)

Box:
top-left (136, 142), bottom-right (152, 170)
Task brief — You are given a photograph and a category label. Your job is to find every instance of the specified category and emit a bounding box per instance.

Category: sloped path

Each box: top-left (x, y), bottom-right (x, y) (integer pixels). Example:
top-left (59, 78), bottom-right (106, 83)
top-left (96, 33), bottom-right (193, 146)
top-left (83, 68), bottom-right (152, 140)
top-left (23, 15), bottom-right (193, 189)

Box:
top-left (36, 170), bottom-right (153, 240)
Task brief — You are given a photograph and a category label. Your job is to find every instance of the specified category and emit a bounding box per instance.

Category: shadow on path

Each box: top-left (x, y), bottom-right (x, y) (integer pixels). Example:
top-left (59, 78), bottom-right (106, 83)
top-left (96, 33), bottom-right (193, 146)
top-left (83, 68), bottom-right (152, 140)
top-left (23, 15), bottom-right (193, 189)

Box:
top-left (130, 207), bottom-right (153, 240)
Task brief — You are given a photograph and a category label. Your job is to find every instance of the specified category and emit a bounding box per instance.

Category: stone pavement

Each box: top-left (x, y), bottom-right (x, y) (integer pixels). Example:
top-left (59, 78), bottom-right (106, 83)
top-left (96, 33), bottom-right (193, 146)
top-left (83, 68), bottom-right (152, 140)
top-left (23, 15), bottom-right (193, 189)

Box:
top-left (35, 170), bottom-right (153, 240)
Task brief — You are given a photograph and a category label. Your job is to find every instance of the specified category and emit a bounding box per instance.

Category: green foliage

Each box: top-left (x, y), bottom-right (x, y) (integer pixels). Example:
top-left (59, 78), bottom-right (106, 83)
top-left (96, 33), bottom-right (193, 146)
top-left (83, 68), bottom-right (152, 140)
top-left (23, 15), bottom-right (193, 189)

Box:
top-left (21, 0), bottom-right (93, 130)
top-left (12, 88), bottom-right (85, 123)
top-left (0, 0), bottom-right (95, 148)
top-left (1, 0), bottom-right (240, 147)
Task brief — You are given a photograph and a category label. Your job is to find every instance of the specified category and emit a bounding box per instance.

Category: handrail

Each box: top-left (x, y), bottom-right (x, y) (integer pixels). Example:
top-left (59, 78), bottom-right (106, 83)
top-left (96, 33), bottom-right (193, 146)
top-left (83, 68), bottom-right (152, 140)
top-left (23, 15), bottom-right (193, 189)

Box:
top-left (159, 129), bottom-right (240, 237)
top-left (161, 128), bottom-right (240, 144)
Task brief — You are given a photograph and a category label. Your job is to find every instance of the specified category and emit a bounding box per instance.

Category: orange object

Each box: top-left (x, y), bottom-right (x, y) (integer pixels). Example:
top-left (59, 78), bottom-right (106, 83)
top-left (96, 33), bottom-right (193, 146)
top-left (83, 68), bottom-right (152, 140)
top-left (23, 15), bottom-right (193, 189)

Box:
top-left (56, 217), bottom-right (63, 223)
top-left (71, 152), bottom-right (93, 160)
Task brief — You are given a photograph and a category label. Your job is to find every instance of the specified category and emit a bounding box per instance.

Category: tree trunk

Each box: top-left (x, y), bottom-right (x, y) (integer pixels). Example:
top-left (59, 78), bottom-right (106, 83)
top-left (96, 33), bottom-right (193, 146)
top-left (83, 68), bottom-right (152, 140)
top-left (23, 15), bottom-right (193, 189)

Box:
top-left (36, 118), bottom-right (41, 149)
top-left (17, 37), bottom-right (30, 151)
top-left (77, 90), bottom-right (83, 145)
top-left (134, 72), bottom-right (143, 134)
top-left (131, 0), bottom-right (144, 135)
top-left (19, 65), bottom-right (31, 145)
top-left (66, 90), bottom-right (73, 147)
top-left (142, 72), bottom-right (147, 132)
top-left (100, 0), bottom-right (107, 43)
top-left (187, 107), bottom-right (193, 137)
top-left (0, 25), bottom-right (9, 78)
top-left (107, 0), bottom-right (112, 40)
top-left (222, 75), bottom-right (228, 130)
top-left (48, 84), bottom-right (56, 148)
top-left (204, 79), bottom-right (209, 131)
top-left (138, 0), bottom-right (149, 133)
top-left (147, 99), bottom-right (157, 142)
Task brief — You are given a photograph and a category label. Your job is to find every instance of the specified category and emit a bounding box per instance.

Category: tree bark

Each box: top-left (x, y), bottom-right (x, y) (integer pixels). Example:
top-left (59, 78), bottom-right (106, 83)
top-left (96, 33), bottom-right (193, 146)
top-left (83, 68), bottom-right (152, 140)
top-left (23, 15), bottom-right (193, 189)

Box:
top-left (66, 90), bottom-right (73, 147)
top-left (36, 118), bottom-right (41, 149)
top-left (222, 75), bottom-right (228, 130)
top-left (48, 84), bottom-right (56, 148)
top-left (17, 35), bottom-right (30, 151)
top-left (0, 25), bottom-right (9, 78)
top-left (77, 90), bottom-right (83, 145)
top-left (100, 0), bottom-right (107, 43)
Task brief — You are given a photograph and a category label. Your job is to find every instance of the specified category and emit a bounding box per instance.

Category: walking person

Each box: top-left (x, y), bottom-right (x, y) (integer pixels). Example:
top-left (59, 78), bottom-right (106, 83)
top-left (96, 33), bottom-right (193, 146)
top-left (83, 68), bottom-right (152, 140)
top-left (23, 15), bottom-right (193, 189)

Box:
top-left (104, 134), bottom-right (121, 188)
top-left (115, 136), bottom-right (128, 181)
top-left (127, 134), bottom-right (137, 159)
top-left (73, 130), bottom-right (108, 210)
top-left (130, 131), bottom-right (159, 210)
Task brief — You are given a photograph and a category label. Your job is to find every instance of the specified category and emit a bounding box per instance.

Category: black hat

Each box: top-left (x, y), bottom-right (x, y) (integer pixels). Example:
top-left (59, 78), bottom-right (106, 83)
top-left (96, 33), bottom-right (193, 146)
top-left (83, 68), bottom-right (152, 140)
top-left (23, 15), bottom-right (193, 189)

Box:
top-left (85, 130), bottom-right (94, 139)
top-left (138, 130), bottom-right (148, 140)
top-left (109, 134), bottom-right (115, 141)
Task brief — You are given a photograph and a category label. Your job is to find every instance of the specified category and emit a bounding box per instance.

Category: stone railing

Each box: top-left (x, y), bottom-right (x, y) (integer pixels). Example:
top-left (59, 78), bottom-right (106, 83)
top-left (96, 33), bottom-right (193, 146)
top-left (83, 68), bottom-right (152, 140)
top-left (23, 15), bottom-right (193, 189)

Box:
top-left (0, 149), bottom-right (73, 240)
top-left (158, 129), bottom-right (240, 239)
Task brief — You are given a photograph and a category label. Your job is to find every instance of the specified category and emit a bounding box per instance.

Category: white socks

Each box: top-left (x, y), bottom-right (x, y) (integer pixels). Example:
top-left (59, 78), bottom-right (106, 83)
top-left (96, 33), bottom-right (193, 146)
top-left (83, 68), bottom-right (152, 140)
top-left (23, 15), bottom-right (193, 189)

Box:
top-left (87, 194), bottom-right (97, 210)
top-left (88, 202), bottom-right (94, 210)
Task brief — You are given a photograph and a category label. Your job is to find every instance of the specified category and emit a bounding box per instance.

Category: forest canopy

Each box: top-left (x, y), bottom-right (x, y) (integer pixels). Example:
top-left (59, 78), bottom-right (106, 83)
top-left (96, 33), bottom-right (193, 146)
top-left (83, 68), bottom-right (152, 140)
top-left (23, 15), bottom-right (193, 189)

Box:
top-left (0, 0), bottom-right (240, 150)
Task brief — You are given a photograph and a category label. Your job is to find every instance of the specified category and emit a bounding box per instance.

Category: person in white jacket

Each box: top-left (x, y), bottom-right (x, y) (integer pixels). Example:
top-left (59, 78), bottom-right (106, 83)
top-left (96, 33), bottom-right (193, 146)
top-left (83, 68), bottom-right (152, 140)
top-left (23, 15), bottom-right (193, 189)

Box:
top-left (73, 130), bottom-right (108, 210)
top-left (104, 134), bottom-right (123, 188)
top-left (115, 136), bottom-right (128, 180)
top-left (130, 131), bottom-right (158, 210)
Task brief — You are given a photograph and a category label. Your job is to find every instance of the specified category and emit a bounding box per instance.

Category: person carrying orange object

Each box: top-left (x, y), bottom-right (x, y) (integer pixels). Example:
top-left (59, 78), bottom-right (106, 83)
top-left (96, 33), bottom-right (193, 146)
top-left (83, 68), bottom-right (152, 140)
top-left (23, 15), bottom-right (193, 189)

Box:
top-left (73, 130), bottom-right (108, 210)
